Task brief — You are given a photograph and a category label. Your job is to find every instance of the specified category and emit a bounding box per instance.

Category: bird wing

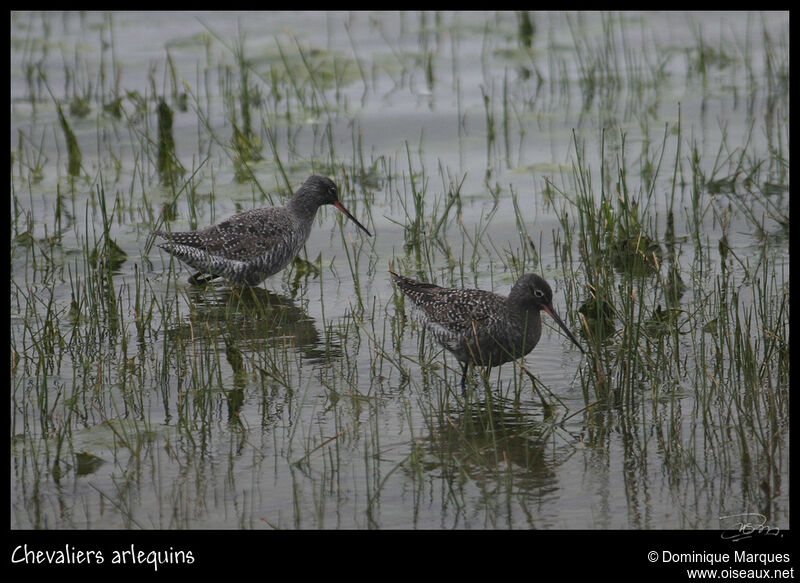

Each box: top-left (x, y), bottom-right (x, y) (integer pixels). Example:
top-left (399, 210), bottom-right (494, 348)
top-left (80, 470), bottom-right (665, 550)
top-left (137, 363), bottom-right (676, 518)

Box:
top-left (434, 288), bottom-right (504, 333)
top-left (406, 286), bottom-right (505, 343)
top-left (157, 208), bottom-right (298, 262)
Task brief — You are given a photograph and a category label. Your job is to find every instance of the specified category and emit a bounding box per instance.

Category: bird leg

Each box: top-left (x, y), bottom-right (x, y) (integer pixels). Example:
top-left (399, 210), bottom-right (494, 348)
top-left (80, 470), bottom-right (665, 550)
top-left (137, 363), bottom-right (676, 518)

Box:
top-left (460, 361), bottom-right (470, 395)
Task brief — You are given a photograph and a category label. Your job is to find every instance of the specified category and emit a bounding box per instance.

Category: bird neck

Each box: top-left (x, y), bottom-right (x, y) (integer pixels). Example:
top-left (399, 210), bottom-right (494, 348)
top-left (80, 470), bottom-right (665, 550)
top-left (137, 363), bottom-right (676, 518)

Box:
top-left (286, 192), bottom-right (320, 222)
top-left (506, 292), bottom-right (542, 330)
top-left (499, 300), bottom-right (542, 358)
top-left (517, 304), bottom-right (541, 329)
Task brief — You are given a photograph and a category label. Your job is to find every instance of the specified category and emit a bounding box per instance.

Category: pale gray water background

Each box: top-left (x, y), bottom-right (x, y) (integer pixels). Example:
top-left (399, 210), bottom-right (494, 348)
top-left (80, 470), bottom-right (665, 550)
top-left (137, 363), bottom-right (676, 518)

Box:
top-left (11, 11), bottom-right (789, 529)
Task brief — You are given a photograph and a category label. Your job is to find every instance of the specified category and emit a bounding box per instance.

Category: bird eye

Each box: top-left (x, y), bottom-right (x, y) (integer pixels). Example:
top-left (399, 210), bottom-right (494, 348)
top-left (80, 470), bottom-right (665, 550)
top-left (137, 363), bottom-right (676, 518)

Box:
top-left (534, 289), bottom-right (544, 297)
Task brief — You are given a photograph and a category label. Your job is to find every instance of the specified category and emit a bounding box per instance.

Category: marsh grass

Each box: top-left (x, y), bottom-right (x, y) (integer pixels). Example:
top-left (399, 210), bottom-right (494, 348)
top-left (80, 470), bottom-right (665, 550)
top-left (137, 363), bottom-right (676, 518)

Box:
top-left (548, 84), bottom-right (788, 521)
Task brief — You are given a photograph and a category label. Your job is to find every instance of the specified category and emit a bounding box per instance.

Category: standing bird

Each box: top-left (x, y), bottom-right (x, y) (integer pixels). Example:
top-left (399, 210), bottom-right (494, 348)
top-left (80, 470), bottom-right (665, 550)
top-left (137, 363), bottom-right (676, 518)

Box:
top-left (153, 175), bottom-right (371, 286)
top-left (390, 271), bottom-right (584, 391)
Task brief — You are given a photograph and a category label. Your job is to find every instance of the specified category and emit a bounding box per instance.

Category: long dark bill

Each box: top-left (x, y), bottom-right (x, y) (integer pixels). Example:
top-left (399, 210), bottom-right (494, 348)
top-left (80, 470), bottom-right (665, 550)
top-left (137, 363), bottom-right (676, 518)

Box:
top-left (333, 202), bottom-right (372, 237)
top-left (543, 305), bottom-right (585, 354)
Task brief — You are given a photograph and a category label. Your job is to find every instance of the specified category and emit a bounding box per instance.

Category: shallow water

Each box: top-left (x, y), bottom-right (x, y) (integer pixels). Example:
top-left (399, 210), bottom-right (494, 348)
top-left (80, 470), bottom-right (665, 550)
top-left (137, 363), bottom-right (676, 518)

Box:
top-left (10, 11), bottom-right (789, 531)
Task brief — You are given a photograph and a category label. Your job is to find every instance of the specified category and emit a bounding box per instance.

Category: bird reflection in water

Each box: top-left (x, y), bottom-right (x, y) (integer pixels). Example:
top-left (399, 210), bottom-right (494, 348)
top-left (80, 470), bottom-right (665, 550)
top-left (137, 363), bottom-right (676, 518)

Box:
top-left (412, 394), bottom-right (576, 498)
top-left (163, 286), bottom-right (340, 377)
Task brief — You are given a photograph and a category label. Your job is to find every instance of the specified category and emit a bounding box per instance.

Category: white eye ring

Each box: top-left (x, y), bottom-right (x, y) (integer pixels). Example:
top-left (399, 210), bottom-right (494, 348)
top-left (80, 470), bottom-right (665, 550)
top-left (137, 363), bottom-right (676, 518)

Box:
top-left (534, 289), bottom-right (544, 297)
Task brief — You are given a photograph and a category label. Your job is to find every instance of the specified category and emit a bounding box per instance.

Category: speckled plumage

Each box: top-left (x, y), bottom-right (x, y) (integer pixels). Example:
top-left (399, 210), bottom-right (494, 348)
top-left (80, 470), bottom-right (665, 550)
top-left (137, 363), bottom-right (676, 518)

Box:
top-left (154, 175), bottom-right (370, 286)
top-left (390, 271), bottom-right (584, 390)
